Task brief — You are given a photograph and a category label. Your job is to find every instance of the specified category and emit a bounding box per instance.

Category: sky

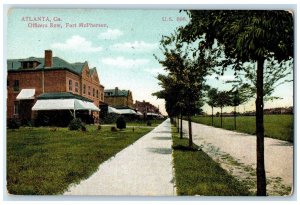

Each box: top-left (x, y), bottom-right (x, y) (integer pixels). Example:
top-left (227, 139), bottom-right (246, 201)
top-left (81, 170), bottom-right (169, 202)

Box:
top-left (6, 8), bottom-right (294, 115)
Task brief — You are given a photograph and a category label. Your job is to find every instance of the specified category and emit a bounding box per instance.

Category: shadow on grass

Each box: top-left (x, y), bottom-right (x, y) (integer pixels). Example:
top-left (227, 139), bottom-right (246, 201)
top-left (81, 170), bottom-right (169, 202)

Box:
top-left (172, 144), bottom-right (199, 152)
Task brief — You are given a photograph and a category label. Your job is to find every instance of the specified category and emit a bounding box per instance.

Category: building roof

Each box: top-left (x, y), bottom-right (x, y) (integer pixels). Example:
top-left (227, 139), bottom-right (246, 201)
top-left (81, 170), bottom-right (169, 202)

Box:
top-left (7, 57), bottom-right (88, 75)
top-left (104, 89), bottom-right (130, 97)
top-left (32, 98), bottom-right (99, 111)
top-left (37, 92), bottom-right (93, 102)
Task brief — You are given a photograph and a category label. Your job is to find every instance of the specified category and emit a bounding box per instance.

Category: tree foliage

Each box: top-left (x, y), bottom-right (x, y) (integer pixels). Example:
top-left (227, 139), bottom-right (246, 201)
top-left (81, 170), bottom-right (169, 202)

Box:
top-left (178, 10), bottom-right (293, 196)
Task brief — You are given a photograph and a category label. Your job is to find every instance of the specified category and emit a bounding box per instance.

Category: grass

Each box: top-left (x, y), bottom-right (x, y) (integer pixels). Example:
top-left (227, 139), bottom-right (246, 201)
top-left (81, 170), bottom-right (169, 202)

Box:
top-left (172, 127), bottom-right (250, 196)
top-left (102, 119), bottom-right (165, 127)
top-left (190, 115), bottom-right (294, 142)
top-left (7, 125), bottom-right (153, 195)
top-left (126, 119), bottom-right (165, 127)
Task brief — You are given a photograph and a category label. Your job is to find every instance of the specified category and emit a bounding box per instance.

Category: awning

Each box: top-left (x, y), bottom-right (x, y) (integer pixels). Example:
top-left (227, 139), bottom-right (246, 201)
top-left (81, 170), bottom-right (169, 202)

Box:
top-left (147, 112), bottom-right (160, 116)
top-left (16, 89), bottom-right (35, 100)
top-left (117, 109), bottom-right (137, 115)
top-left (108, 106), bottom-right (121, 114)
top-left (75, 100), bottom-right (100, 111)
top-left (136, 111), bottom-right (143, 116)
top-left (32, 99), bottom-right (100, 111)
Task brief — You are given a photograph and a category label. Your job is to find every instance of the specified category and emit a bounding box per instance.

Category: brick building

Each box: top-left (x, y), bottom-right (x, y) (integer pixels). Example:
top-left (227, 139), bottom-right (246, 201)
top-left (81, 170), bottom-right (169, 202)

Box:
top-left (104, 87), bottom-right (133, 109)
top-left (134, 100), bottom-right (160, 116)
top-left (7, 50), bottom-right (104, 124)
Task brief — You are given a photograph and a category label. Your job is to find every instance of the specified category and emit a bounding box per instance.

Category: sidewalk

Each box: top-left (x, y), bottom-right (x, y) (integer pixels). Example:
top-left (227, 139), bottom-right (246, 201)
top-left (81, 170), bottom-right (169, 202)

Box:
top-left (64, 119), bottom-right (175, 196)
top-left (181, 120), bottom-right (293, 195)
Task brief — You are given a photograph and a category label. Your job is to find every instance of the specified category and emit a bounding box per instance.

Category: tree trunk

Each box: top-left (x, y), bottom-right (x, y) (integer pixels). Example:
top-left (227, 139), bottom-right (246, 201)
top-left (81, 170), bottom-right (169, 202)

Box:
top-left (211, 106), bottom-right (214, 126)
top-left (256, 58), bottom-right (267, 196)
top-left (177, 116), bottom-right (179, 133)
top-left (188, 114), bottom-right (193, 147)
top-left (180, 112), bottom-right (183, 139)
top-left (234, 106), bottom-right (237, 130)
top-left (220, 107), bottom-right (223, 128)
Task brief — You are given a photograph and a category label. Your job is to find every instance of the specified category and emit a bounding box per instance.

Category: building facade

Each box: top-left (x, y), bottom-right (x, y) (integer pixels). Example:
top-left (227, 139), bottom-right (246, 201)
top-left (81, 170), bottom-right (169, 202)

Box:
top-left (104, 87), bottom-right (133, 108)
top-left (134, 100), bottom-right (160, 115)
top-left (7, 50), bottom-right (105, 123)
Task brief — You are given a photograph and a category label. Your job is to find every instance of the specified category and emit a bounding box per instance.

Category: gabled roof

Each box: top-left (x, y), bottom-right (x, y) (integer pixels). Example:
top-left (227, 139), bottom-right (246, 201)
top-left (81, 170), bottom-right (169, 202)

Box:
top-left (7, 57), bottom-right (87, 75)
top-left (104, 89), bottom-right (130, 97)
top-left (89, 67), bottom-right (97, 76)
top-left (71, 62), bottom-right (88, 74)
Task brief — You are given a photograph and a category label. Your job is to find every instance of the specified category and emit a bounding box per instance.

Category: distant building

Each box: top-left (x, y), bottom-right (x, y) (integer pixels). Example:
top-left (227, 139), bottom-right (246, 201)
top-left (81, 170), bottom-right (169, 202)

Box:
top-left (264, 106), bottom-right (293, 115)
top-left (7, 50), bottom-right (104, 124)
top-left (134, 100), bottom-right (160, 117)
top-left (104, 87), bottom-right (133, 108)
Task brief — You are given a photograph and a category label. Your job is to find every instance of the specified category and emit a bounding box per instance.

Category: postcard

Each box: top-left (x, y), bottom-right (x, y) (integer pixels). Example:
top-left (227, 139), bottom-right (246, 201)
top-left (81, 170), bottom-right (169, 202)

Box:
top-left (5, 7), bottom-right (294, 198)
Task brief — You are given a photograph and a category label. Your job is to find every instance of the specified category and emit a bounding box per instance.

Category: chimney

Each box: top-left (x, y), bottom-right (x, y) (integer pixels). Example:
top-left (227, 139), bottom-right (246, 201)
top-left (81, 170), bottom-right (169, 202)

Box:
top-left (44, 50), bottom-right (53, 67)
top-left (115, 87), bottom-right (118, 96)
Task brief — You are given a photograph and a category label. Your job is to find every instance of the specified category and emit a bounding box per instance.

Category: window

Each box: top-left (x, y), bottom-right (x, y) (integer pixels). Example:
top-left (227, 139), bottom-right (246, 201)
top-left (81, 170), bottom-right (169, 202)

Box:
top-left (69, 80), bottom-right (72, 91)
top-left (101, 93), bottom-right (104, 101)
top-left (88, 86), bottom-right (91, 95)
top-left (13, 80), bottom-right (19, 91)
top-left (96, 90), bottom-right (99, 98)
top-left (14, 102), bottom-right (19, 115)
top-left (75, 82), bottom-right (79, 93)
top-left (93, 88), bottom-right (95, 97)
top-left (83, 84), bottom-right (86, 94)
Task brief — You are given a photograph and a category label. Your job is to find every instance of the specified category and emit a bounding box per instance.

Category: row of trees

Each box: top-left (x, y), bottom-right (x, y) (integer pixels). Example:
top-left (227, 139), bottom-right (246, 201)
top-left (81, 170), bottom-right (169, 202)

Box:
top-left (206, 85), bottom-right (250, 129)
top-left (153, 10), bottom-right (293, 196)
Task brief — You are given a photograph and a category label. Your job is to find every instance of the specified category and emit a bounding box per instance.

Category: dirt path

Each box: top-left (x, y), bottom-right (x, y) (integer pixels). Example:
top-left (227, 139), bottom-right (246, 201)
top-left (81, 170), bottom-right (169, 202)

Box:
top-left (64, 119), bottom-right (175, 196)
top-left (181, 120), bottom-right (293, 196)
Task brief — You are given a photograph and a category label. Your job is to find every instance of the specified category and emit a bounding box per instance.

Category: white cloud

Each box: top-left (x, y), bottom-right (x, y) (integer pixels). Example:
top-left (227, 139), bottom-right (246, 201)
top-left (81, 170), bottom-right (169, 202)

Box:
top-left (51, 35), bottom-right (102, 52)
top-left (111, 41), bottom-right (158, 52)
top-left (98, 29), bottom-right (123, 40)
top-left (101, 57), bottom-right (149, 69)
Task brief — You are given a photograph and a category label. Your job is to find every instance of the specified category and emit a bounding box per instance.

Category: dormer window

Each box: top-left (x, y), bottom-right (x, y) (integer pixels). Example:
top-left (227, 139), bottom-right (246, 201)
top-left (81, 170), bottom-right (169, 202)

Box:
top-left (21, 61), bottom-right (40, 69)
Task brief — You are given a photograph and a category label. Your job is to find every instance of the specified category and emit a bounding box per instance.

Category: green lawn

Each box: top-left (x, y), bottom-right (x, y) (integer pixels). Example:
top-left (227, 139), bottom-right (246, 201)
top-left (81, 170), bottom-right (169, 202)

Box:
top-left (102, 119), bottom-right (165, 127)
top-left (126, 119), bottom-right (165, 127)
top-left (7, 125), bottom-right (152, 195)
top-left (190, 115), bottom-right (294, 142)
top-left (172, 128), bottom-right (251, 196)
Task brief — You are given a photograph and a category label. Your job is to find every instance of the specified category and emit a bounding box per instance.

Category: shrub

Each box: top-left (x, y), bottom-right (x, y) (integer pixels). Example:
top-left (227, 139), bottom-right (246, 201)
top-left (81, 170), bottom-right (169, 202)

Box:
top-left (111, 126), bottom-right (118, 132)
top-left (68, 118), bottom-right (82, 131)
top-left (97, 125), bottom-right (101, 130)
top-left (116, 116), bottom-right (126, 129)
top-left (7, 118), bottom-right (20, 129)
top-left (147, 121), bottom-right (152, 126)
top-left (81, 124), bottom-right (87, 132)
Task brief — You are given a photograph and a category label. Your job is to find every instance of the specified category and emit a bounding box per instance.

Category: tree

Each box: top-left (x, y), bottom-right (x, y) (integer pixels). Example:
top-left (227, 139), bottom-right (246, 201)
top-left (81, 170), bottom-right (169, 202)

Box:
top-left (154, 32), bottom-right (215, 147)
top-left (206, 87), bottom-right (218, 126)
top-left (179, 10), bottom-right (293, 195)
top-left (216, 90), bottom-right (231, 128)
top-left (228, 84), bottom-right (251, 130)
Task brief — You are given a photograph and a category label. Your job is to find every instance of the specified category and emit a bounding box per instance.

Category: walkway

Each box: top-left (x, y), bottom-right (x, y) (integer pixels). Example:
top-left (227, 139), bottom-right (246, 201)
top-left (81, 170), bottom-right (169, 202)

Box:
top-left (64, 119), bottom-right (175, 196)
top-left (181, 120), bottom-right (293, 195)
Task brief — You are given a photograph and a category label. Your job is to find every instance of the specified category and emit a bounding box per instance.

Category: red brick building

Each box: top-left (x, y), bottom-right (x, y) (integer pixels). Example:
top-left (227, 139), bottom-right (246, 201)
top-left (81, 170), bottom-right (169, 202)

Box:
top-left (134, 100), bottom-right (161, 117)
top-left (7, 50), bottom-right (104, 124)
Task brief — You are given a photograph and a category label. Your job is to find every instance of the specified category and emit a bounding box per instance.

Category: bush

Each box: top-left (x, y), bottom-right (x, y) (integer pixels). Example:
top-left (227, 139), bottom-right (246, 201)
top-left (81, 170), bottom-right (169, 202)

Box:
top-left (68, 118), bottom-right (82, 131)
top-left (81, 125), bottom-right (87, 132)
top-left (147, 121), bottom-right (152, 126)
top-left (97, 125), bottom-right (101, 130)
top-left (116, 116), bottom-right (126, 129)
top-left (111, 126), bottom-right (118, 132)
top-left (7, 118), bottom-right (20, 129)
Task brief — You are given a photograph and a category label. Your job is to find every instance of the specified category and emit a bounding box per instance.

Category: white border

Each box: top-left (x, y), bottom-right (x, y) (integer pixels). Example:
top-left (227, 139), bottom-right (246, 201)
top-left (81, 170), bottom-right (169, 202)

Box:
top-left (1, 1), bottom-right (299, 205)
